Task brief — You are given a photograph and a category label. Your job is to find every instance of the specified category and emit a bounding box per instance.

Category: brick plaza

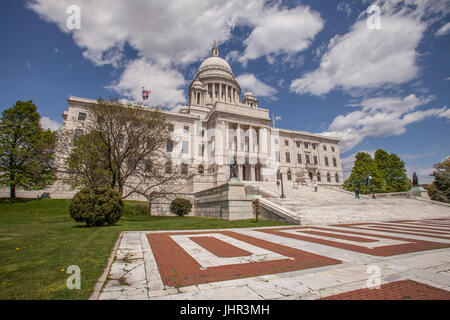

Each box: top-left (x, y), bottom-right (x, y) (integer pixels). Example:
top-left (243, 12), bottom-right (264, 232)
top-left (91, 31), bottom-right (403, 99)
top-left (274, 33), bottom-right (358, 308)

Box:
top-left (96, 218), bottom-right (450, 300)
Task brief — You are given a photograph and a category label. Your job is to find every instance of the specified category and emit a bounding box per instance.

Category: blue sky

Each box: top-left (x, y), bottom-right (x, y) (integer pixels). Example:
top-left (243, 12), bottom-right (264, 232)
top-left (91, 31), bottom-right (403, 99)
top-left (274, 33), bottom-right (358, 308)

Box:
top-left (0, 0), bottom-right (449, 182)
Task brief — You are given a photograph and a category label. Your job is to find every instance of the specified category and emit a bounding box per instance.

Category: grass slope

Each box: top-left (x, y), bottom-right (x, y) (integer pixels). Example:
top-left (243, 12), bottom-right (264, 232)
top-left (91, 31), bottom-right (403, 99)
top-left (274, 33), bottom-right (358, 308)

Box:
top-left (0, 199), bottom-right (291, 300)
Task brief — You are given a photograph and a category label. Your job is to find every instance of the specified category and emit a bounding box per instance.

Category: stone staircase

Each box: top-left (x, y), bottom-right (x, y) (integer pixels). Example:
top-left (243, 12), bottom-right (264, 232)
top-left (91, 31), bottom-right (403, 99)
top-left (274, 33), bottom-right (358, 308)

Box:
top-left (246, 181), bottom-right (450, 225)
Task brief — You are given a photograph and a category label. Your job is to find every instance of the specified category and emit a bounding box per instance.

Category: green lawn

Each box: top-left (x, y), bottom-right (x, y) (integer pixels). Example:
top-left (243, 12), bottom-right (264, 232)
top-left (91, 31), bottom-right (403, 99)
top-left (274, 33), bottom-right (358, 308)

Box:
top-left (0, 199), bottom-right (291, 300)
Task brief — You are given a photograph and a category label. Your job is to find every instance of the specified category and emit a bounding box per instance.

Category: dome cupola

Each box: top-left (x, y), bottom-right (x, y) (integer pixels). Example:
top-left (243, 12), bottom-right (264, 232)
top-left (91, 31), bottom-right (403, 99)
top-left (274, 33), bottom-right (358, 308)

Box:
top-left (189, 41), bottom-right (241, 109)
top-left (242, 91), bottom-right (258, 108)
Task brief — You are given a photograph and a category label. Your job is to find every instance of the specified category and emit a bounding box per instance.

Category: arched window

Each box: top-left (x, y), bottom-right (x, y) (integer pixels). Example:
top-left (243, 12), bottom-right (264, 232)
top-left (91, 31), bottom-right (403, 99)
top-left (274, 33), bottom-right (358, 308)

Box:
top-left (317, 172), bottom-right (321, 182)
top-left (198, 165), bottom-right (204, 174)
top-left (327, 172), bottom-right (331, 182)
top-left (287, 170), bottom-right (292, 181)
top-left (308, 172), bottom-right (313, 180)
top-left (335, 173), bottom-right (339, 183)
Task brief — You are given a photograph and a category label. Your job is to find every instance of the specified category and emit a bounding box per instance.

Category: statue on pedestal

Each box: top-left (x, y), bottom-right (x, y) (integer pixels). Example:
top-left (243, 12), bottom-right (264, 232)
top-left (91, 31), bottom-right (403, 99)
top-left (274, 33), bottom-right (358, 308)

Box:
top-left (230, 156), bottom-right (238, 178)
top-left (412, 172), bottom-right (419, 186)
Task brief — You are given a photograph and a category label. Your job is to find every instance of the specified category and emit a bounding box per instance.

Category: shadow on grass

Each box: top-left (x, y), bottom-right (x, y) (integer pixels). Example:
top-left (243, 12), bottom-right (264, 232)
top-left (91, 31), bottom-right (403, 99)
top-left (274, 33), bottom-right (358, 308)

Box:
top-left (71, 224), bottom-right (120, 229)
top-left (0, 197), bottom-right (36, 204)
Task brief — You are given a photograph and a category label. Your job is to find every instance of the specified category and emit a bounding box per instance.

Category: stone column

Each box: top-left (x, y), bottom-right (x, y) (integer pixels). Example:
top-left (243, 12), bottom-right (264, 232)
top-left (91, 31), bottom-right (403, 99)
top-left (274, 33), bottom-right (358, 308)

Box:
top-left (219, 83), bottom-right (222, 101)
top-left (248, 125), bottom-right (253, 153)
top-left (259, 127), bottom-right (268, 160)
top-left (236, 123), bottom-right (244, 169)
top-left (236, 123), bottom-right (241, 152)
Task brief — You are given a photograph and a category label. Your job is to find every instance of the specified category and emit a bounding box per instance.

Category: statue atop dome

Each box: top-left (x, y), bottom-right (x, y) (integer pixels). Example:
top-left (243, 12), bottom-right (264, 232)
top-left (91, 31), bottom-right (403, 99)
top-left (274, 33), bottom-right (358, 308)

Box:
top-left (212, 40), bottom-right (219, 57)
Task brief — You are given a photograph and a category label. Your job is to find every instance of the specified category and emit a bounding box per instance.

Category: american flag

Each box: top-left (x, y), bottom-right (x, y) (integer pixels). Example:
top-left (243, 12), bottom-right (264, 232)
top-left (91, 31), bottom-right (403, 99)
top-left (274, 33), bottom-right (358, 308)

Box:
top-left (142, 89), bottom-right (151, 100)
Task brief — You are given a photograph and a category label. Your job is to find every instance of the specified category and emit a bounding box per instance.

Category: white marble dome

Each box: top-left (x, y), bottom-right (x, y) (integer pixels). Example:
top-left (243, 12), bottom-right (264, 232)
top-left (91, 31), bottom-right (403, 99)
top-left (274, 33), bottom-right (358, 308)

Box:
top-left (198, 56), bottom-right (232, 74)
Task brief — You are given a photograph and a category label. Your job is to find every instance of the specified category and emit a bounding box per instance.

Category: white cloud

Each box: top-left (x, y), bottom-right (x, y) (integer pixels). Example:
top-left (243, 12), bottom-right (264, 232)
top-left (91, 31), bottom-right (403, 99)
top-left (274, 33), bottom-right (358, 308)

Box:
top-left (437, 108), bottom-right (450, 120)
top-left (291, 15), bottom-right (425, 96)
top-left (320, 94), bottom-right (447, 153)
top-left (291, 0), bottom-right (450, 96)
top-left (40, 116), bottom-right (61, 131)
top-left (436, 22), bottom-right (450, 36)
top-left (106, 58), bottom-right (186, 107)
top-left (27, 0), bottom-right (324, 105)
top-left (27, 0), bottom-right (259, 66)
top-left (337, 2), bottom-right (352, 17)
top-left (239, 6), bottom-right (324, 65)
top-left (235, 73), bottom-right (277, 97)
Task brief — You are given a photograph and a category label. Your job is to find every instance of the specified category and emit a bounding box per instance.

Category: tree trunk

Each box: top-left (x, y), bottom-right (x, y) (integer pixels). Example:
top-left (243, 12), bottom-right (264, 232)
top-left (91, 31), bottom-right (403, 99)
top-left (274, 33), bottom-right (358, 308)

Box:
top-left (10, 184), bottom-right (16, 201)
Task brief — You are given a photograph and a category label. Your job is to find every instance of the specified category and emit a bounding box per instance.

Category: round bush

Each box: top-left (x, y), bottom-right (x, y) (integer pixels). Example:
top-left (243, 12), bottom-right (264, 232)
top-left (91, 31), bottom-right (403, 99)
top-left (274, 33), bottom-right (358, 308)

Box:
top-left (170, 198), bottom-right (192, 217)
top-left (70, 187), bottom-right (124, 226)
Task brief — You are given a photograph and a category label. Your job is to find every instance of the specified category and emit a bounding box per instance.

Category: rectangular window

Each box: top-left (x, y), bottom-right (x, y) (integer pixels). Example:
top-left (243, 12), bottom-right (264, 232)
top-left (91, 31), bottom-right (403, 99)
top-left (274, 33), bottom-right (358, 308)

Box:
top-left (312, 144), bottom-right (317, 150)
top-left (127, 159), bottom-right (137, 171)
top-left (165, 162), bottom-right (172, 174)
top-left (166, 139), bottom-right (173, 152)
top-left (145, 160), bottom-right (152, 172)
top-left (146, 138), bottom-right (155, 150)
top-left (73, 129), bottom-right (83, 144)
top-left (323, 145), bottom-right (327, 151)
top-left (333, 158), bottom-right (337, 167)
top-left (183, 126), bottom-right (189, 133)
top-left (306, 154), bottom-right (310, 164)
top-left (275, 151), bottom-right (280, 162)
top-left (304, 142), bottom-right (309, 149)
top-left (297, 153), bottom-right (302, 164)
top-left (77, 112), bottom-right (86, 121)
top-left (313, 155), bottom-right (318, 165)
top-left (285, 139), bottom-right (289, 146)
top-left (181, 163), bottom-right (188, 175)
top-left (182, 141), bottom-right (189, 154)
top-left (325, 157), bottom-right (329, 166)
top-left (331, 146), bottom-right (335, 152)
top-left (296, 141), bottom-right (301, 148)
top-left (286, 152), bottom-right (290, 163)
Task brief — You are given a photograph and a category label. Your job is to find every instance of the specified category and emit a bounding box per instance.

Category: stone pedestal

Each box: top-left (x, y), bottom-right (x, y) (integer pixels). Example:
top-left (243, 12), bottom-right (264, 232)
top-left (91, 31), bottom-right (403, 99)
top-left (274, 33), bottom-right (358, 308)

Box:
top-left (408, 186), bottom-right (430, 200)
top-left (193, 177), bottom-right (253, 220)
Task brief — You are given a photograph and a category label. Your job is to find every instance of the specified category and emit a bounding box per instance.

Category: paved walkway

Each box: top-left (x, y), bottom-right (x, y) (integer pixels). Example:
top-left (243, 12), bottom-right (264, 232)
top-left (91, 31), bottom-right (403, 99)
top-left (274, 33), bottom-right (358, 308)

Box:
top-left (96, 218), bottom-right (450, 300)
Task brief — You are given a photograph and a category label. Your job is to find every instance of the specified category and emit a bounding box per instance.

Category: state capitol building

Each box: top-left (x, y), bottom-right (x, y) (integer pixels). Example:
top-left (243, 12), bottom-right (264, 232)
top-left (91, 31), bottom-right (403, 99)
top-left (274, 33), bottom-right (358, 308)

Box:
top-left (60, 42), bottom-right (344, 197)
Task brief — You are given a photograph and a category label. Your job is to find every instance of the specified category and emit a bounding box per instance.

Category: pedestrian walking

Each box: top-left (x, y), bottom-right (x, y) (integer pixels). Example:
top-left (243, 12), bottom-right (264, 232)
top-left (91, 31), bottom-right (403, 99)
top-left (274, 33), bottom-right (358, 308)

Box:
top-left (314, 183), bottom-right (318, 192)
top-left (355, 187), bottom-right (360, 199)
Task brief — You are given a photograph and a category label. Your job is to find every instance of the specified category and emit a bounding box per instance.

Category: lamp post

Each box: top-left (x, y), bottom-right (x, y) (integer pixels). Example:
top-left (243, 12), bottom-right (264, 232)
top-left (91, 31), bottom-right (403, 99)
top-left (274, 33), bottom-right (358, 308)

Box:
top-left (367, 175), bottom-right (375, 199)
top-left (277, 169), bottom-right (285, 198)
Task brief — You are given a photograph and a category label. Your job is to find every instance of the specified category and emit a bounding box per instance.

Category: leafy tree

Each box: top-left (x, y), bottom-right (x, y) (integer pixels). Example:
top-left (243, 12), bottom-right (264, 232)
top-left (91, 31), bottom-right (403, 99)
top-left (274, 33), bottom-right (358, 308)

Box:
top-left (65, 132), bottom-right (111, 189)
top-left (343, 152), bottom-right (383, 194)
top-left (60, 98), bottom-right (184, 202)
top-left (426, 157), bottom-right (450, 203)
top-left (374, 149), bottom-right (410, 192)
top-left (0, 100), bottom-right (57, 199)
